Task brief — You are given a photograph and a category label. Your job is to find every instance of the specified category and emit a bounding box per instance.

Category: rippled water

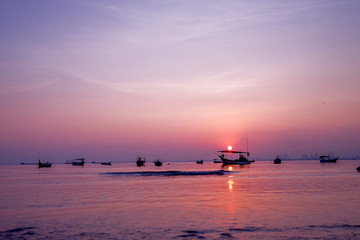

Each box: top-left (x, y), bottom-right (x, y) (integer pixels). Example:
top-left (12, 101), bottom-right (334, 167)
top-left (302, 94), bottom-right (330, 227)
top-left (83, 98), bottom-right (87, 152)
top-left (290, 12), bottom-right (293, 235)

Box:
top-left (1, 160), bottom-right (360, 239)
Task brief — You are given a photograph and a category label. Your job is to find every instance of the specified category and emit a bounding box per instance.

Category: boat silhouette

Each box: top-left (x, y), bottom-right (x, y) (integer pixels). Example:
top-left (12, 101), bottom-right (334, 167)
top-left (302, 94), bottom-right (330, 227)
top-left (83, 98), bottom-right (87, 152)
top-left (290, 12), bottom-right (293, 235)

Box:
top-left (274, 156), bottom-right (281, 164)
top-left (72, 158), bottom-right (85, 166)
top-left (136, 157), bottom-right (145, 167)
top-left (154, 159), bottom-right (163, 167)
top-left (216, 150), bottom-right (254, 165)
top-left (38, 159), bottom-right (52, 168)
top-left (319, 155), bottom-right (338, 163)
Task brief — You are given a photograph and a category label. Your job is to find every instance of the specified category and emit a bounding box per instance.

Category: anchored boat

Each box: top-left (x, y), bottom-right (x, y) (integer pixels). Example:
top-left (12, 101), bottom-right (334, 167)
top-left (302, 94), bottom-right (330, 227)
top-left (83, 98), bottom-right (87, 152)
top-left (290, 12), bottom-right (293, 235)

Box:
top-left (136, 157), bottom-right (145, 167)
top-left (216, 149), bottom-right (254, 165)
top-left (274, 156), bottom-right (281, 164)
top-left (154, 159), bottom-right (163, 167)
top-left (101, 162), bottom-right (112, 165)
top-left (319, 155), bottom-right (338, 163)
top-left (38, 159), bottom-right (52, 168)
top-left (72, 158), bottom-right (85, 166)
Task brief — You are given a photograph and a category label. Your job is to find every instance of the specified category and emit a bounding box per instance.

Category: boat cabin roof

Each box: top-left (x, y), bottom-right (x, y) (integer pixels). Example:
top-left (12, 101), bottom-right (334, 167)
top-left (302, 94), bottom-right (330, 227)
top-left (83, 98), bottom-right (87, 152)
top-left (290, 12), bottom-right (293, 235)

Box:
top-left (218, 150), bottom-right (249, 154)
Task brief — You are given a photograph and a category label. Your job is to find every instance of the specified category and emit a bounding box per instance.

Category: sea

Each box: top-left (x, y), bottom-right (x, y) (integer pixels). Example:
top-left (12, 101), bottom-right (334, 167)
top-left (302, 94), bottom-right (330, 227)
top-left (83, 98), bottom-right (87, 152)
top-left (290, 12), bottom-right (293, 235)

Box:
top-left (0, 160), bottom-right (359, 240)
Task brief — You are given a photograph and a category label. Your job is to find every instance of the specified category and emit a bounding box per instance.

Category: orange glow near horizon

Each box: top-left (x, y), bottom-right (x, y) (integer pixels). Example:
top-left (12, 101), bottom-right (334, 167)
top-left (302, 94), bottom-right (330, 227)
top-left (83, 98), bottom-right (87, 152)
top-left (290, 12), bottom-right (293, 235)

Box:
top-left (228, 145), bottom-right (232, 151)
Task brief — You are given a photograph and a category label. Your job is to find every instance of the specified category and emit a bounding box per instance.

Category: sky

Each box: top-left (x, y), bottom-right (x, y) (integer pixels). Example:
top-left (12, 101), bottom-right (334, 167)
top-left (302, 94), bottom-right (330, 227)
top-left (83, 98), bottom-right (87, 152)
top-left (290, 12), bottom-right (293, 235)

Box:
top-left (1, 0), bottom-right (360, 163)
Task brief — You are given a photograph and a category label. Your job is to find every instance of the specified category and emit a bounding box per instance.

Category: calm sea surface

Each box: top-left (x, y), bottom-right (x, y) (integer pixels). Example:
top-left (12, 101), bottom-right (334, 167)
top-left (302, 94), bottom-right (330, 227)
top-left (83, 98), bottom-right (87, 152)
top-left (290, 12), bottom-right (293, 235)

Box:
top-left (1, 160), bottom-right (360, 239)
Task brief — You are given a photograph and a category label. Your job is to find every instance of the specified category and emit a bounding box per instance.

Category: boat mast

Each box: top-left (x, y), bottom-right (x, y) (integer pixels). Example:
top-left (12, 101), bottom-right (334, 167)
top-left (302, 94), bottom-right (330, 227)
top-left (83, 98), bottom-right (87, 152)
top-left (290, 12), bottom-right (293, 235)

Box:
top-left (246, 137), bottom-right (249, 156)
top-left (246, 138), bottom-right (248, 153)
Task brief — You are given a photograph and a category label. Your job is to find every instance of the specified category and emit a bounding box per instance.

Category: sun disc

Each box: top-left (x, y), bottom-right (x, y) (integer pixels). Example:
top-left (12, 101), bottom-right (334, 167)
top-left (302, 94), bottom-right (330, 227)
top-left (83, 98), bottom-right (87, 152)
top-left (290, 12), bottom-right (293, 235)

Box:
top-left (228, 145), bottom-right (232, 151)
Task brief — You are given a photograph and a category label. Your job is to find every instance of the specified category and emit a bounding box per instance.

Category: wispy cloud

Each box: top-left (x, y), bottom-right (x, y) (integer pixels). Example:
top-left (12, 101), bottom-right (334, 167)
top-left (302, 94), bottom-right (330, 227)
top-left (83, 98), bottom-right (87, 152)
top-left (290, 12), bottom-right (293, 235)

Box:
top-left (69, 66), bottom-right (263, 98)
top-left (0, 65), bottom-right (60, 94)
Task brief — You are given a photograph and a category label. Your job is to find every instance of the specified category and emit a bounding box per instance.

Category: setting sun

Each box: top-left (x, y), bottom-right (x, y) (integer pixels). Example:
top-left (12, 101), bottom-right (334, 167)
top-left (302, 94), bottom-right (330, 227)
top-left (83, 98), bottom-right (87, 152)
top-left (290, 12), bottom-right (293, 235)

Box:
top-left (228, 145), bottom-right (232, 151)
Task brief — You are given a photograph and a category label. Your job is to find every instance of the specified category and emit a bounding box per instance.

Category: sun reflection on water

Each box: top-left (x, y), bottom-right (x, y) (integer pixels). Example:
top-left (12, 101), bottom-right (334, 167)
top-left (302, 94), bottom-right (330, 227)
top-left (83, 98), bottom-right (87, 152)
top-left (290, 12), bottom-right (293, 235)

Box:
top-left (227, 179), bottom-right (234, 192)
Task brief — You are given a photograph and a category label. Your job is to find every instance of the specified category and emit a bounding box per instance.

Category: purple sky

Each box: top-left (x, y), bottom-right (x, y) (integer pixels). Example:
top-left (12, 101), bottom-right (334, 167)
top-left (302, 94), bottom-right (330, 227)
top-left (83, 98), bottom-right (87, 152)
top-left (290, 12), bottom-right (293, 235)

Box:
top-left (1, 0), bottom-right (360, 163)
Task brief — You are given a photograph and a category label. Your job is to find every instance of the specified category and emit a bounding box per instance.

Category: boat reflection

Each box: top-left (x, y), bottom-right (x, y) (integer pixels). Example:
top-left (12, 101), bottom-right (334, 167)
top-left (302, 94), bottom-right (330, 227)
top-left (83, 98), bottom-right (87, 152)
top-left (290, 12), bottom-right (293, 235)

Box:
top-left (222, 164), bottom-right (249, 170)
top-left (227, 166), bottom-right (234, 192)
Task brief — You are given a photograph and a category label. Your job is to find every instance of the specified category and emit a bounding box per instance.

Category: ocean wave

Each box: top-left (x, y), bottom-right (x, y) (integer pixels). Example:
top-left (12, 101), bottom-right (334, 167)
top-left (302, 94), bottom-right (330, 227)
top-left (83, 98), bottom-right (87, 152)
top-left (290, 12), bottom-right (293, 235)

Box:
top-left (103, 170), bottom-right (229, 177)
top-left (307, 224), bottom-right (360, 229)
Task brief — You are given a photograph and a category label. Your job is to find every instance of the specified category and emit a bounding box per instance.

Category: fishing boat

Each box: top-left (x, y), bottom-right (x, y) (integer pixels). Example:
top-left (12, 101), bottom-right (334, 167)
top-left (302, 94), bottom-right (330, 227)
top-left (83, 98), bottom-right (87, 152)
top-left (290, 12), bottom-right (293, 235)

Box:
top-left (319, 155), bottom-right (338, 163)
top-left (154, 159), bottom-right (163, 167)
top-left (216, 149), bottom-right (254, 165)
top-left (274, 156), bottom-right (281, 164)
top-left (136, 157), bottom-right (145, 167)
top-left (72, 158), bottom-right (85, 166)
top-left (101, 162), bottom-right (112, 165)
top-left (38, 159), bottom-right (52, 168)
top-left (196, 160), bottom-right (203, 164)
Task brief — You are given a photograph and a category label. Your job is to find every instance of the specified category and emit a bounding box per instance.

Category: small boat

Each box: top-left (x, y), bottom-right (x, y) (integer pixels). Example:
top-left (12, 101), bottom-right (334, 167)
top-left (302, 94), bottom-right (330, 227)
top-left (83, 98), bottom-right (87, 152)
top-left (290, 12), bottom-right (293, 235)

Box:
top-left (101, 162), bottom-right (112, 165)
top-left (154, 159), bottom-right (163, 167)
top-left (38, 159), bottom-right (52, 168)
top-left (319, 155), bottom-right (338, 163)
top-left (274, 156), bottom-right (281, 164)
top-left (196, 160), bottom-right (203, 164)
top-left (136, 157), bottom-right (145, 167)
top-left (72, 158), bottom-right (85, 166)
top-left (216, 150), bottom-right (254, 165)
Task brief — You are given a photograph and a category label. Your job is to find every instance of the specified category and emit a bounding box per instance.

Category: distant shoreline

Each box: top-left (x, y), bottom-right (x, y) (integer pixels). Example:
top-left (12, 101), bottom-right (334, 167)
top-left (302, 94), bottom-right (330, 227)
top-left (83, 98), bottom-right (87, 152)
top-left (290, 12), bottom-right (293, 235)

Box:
top-left (1, 158), bottom-right (359, 165)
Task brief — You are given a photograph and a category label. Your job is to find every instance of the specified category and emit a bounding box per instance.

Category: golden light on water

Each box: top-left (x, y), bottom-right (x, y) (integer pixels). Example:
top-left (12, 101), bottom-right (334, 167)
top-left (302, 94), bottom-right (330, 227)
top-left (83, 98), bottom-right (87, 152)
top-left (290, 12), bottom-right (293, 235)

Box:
top-left (227, 179), bottom-right (234, 191)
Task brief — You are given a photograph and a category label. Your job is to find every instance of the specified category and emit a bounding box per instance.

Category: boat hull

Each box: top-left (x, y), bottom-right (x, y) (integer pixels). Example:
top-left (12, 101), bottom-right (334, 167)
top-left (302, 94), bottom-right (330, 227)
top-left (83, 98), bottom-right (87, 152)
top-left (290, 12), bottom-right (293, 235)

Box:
top-left (101, 162), bottom-right (112, 165)
top-left (38, 160), bottom-right (52, 168)
top-left (154, 160), bottom-right (163, 167)
top-left (72, 158), bottom-right (85, 166)
top-left (38, 163), bottom-right (52, 168)
top-left (320, 157), bottom-right (338, 163)
top-left (221, 159), bottom-right (253, 165)
top-left (274, 157), bottom-right (281, 164)
top-left (72, 162), bottom-right (84, 166)
top-left (136, 157), bottom-right (145, 167)
top-left (136, 161), bottom-right (145, 167)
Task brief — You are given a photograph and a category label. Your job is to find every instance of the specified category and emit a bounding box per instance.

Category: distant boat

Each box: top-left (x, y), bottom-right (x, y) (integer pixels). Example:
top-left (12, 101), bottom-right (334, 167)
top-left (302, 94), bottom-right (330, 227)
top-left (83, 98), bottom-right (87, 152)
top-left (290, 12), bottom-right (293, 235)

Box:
top-left (319, 155), bottom-right (338, 163)
top-left (136, 157), bottom-right (145, 167)
top-left (38, 159), bottom-right (52, 168)
top-left (101, 162), bottom-right (112, 166)
top-left (196, 160), bottom-right (203, 164)
top-left (274, 156), bottom-right (281, 164)
top-left (72, 158), bottom-right (85, 166)
top-left (216, 150), bottom-right (254, 165)
top-left (154, 159), bottom-right (163, 167)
